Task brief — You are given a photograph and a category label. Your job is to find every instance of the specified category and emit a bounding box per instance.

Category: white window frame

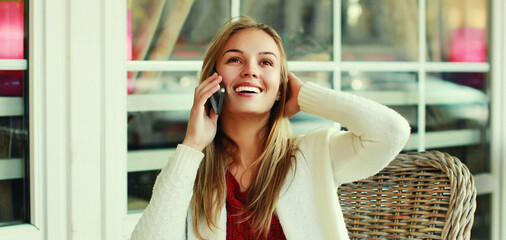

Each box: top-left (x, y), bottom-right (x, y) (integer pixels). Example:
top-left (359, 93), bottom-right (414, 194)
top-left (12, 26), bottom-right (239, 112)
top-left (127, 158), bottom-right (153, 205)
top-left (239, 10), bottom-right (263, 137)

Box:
top-left (0, 0), bottom-right (44, 238)
top-left (493, 1), bottom-right (506, 240)
top-left (0, 0), bottom-right (127, 239)
top-left (122, 1), bottom-right (505, 240)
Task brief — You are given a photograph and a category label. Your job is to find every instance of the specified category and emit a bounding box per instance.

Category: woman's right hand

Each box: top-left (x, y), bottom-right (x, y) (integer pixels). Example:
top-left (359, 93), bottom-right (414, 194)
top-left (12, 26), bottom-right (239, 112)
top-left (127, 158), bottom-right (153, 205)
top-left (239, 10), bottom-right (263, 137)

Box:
top-left (182, 73), bottom-right (223, 151)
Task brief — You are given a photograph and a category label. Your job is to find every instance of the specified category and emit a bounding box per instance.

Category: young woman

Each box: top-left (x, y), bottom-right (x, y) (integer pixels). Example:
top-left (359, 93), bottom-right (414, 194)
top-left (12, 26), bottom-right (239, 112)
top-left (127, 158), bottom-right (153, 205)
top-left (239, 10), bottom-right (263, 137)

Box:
top-left (131, 17), bottom-right (410, 240)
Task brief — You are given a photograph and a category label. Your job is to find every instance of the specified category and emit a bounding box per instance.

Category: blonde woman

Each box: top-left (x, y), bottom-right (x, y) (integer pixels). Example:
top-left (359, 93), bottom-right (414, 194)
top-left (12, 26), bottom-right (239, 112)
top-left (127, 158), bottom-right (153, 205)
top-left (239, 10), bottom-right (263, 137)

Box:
top-left (131, 16), bottom-right (410, 240)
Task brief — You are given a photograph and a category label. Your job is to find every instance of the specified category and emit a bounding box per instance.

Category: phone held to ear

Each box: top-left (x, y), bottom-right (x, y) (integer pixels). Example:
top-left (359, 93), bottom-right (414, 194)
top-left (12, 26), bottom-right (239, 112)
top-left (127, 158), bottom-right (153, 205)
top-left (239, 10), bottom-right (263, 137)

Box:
top-left (209, 85), bottom-right (225, 115)
top-left (207, 69), bottom-right (225, 115)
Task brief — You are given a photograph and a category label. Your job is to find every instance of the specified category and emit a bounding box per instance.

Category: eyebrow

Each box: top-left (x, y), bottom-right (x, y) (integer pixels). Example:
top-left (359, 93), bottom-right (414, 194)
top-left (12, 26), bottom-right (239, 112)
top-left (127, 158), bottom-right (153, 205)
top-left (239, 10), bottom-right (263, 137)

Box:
top-left (223, 49), bottom-right (278, 59)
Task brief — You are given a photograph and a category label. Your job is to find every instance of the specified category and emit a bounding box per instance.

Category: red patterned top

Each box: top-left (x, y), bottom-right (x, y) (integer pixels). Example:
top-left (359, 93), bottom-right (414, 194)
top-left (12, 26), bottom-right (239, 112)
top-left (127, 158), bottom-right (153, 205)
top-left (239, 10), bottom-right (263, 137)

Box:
top-left (226, 171), bottom-right (287, 240)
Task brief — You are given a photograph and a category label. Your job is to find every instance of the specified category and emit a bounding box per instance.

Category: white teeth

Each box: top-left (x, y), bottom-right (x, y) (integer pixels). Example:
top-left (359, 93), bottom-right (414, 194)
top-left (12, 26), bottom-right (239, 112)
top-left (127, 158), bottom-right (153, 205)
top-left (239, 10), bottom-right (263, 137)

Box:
top-left (234, 86), bottom-right (261, 93)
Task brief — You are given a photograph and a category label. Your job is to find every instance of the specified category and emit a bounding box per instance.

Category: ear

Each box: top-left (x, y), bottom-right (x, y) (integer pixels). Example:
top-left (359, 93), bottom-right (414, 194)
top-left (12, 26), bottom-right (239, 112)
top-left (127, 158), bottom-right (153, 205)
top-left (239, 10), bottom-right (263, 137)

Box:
top-left (276, 82), bottom-right (283, 101)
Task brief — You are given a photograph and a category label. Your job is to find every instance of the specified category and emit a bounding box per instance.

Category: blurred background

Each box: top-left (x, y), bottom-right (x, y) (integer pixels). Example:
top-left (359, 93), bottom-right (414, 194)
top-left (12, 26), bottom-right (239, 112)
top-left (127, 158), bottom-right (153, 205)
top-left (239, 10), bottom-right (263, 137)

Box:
top-left (0, 0), bottom-right (498, 239)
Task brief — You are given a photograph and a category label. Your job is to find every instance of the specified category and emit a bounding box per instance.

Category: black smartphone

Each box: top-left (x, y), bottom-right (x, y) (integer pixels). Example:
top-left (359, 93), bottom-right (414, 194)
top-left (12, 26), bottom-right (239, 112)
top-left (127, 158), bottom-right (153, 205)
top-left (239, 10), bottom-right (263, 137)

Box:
top-left (209, 86), bottom-right (225, 115)
top-left (207, 68), bottom-right (226, 115)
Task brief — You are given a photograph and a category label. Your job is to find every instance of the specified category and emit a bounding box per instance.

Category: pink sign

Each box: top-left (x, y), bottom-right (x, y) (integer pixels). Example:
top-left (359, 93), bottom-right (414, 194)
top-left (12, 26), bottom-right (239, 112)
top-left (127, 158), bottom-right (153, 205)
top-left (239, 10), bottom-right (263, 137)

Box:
top-left (0, 1), bottom-right (24, 96)
top-left (0, 1), bottom-right (24, 59)
top-left (449, 27), bottom-right (487, 62)
top-left (127, 8), bottom-right (134, 94)
top-left (127, 9), bottom-right (132, 61)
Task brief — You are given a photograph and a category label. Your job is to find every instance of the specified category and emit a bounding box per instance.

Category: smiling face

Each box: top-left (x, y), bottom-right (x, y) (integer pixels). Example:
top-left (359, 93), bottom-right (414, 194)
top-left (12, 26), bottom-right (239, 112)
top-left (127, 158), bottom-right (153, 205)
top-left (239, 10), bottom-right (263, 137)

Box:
top-left (216, 28), bottom-right (282, 117)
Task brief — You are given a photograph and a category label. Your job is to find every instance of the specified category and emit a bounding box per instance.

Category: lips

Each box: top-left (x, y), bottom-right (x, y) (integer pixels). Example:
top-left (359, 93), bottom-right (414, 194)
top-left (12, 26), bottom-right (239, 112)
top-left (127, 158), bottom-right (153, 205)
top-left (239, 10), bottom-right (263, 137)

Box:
top-left (233, 83), bottom-right (263, 94)
top-left (234, 86), bottom-right (261, 93)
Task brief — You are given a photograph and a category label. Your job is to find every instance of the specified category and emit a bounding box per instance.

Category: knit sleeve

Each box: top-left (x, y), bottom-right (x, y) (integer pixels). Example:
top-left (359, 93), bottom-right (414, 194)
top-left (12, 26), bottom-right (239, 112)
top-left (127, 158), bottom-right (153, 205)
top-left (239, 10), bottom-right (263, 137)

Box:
top-left (130, 144), bottom-right (204, 240)
top-left (298, 82), bottom-right (410, 185)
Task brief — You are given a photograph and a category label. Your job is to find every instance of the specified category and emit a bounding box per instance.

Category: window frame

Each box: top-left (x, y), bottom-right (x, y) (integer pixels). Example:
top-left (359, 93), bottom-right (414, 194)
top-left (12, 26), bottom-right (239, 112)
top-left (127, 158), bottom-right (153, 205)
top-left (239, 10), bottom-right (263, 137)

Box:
top-left (0, 0), bottom-right (128, 239)
top-left (0, 0), bottom-right (44, 238)
top-left (123, 1), bottom-right (505, 239)
top-left (491, 0), bottom-right (506, 239)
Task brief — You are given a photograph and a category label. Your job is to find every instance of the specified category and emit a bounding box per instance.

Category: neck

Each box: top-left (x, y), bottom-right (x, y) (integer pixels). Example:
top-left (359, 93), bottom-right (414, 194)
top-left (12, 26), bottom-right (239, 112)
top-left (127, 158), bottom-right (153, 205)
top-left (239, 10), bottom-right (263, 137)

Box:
top-left (220, 112), bottom-right (270, 169)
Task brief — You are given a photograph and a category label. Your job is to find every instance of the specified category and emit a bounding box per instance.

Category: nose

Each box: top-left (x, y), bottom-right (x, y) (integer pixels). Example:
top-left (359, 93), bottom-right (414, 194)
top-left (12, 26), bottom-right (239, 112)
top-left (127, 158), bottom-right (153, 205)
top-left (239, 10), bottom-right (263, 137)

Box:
top-left (241, 62), bottom-right (258, 78)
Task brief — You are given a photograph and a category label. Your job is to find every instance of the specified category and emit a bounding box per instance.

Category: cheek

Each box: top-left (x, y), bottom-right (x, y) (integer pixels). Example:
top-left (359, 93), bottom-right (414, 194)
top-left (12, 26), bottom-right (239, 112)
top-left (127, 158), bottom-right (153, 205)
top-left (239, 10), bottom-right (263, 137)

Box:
top-left (220, 74), bottom-right (233, 86)
top-left (265, 72), bottom-right (281, 92)
top-left (217, 68), bottom-right (234, 85)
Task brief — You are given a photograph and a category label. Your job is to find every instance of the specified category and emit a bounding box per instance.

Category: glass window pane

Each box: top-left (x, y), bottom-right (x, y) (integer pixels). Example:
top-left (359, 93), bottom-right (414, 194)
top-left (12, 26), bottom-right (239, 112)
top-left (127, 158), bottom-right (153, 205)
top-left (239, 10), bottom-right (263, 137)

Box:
top-left (341, 0), bottom-right (418, 61)
top-left (294, 71), bottom-right (333, 89)
top-left (0, 116), bottom-right (26, 158)
top-left (425, 72), bottom-right (489, 174)
top-left (128, 104), bottom-right (188, 211)
top-left (0, 114), bottom-right (28, 225)
top-left (0, 179), bottom-right (26, 226)
top-left (128, 71), bottom-right (199, 94)
top-left (472, 194), bottom-right (491, 240)
top-left (289, 72), bottom-right (333, 134)
top-left (0, 1), bottom-right (24, 60)
top-left (341, 71), bottom-right (418, 138)
top-left (426, 0), bottom-right (489, 62)
top-left (128, 110), bottom-right (189, 150)
top-left (0, 0), bottom-right (28, 227)
top-left (128, 170), bottom-right (160, 212)
top-left (128, 107), bottom-right (189, 211)
top-left (127, 70), bottom-right (195, 211)
top-left (0, 70), bottom-right (23, 97)
top-left (130, 0), bottom-right (230, 60)
top-left (241, 0), bottom-right (333, 61)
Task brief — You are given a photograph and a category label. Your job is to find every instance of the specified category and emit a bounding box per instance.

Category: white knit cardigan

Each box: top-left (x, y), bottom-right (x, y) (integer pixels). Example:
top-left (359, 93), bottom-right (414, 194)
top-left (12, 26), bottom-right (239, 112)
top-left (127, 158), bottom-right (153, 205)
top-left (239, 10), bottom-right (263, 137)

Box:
top-left (131, 82), bottom-right (411, 240)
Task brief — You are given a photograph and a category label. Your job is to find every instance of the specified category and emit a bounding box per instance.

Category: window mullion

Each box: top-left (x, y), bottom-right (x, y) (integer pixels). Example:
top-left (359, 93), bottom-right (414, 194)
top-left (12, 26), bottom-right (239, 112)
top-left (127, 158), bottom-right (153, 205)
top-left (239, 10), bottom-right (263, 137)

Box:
top-left (333, 0), bottom-right (341, 92)
top-left (231, 0), bottom-right (240, 18)
top-left (491, 0), bottom-right (506, 240)
top-left (103, 0), bottom-right (127, 239)
top-left (0, 59), bottom-right (27, 70)
top-left (330, 0), bottom-right (341, 131)
top-left (28, 0), bottom-right (44, 230)
top-left (418, 0), bottom-right (426, 151)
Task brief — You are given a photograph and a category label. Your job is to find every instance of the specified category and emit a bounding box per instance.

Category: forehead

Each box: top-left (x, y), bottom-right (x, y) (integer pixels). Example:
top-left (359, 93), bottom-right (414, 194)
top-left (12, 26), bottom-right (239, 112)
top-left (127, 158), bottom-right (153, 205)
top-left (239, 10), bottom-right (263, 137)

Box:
top-left (221, 28), bottom-right (280, 56)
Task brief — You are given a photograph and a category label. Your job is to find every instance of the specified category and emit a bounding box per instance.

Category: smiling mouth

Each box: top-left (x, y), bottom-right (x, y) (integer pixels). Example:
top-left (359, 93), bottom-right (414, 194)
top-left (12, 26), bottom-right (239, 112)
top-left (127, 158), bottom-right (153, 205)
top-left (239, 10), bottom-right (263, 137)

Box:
top-left (234, 86), bottom-right (261, 94)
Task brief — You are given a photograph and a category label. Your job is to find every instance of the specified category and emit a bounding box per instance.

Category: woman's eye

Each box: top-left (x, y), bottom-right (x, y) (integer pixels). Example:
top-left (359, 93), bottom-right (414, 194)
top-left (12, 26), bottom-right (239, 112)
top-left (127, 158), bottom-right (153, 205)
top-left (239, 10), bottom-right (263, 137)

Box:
top-left (261, 60), bottom-right (273, 66)
top-left (227, 57), bottom-right (241, 63)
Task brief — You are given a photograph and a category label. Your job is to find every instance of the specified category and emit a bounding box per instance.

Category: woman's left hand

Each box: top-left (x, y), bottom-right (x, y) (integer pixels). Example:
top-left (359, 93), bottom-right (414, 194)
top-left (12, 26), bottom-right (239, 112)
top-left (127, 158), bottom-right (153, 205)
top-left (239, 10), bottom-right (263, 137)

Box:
top-left (285, 72), bottom-right (303, 118)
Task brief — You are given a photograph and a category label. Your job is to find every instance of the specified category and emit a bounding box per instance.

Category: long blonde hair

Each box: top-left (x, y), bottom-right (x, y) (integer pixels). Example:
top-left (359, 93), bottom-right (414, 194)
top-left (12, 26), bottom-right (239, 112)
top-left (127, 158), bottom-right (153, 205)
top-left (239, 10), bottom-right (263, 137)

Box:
top-left (190, 16), bottom-right (298, 238)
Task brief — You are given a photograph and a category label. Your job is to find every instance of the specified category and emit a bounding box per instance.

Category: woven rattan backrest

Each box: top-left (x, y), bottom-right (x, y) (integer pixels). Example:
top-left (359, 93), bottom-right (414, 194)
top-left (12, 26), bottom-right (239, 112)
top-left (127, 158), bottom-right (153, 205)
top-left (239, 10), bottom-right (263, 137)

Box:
top-left (338, 151), bottom-right (476, 240)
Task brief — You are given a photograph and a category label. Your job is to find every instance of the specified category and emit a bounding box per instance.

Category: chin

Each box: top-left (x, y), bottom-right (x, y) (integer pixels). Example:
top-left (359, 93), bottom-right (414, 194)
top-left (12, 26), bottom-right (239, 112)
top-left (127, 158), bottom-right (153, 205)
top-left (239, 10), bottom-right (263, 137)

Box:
top-left (226, 108), bottom-right (271, 116)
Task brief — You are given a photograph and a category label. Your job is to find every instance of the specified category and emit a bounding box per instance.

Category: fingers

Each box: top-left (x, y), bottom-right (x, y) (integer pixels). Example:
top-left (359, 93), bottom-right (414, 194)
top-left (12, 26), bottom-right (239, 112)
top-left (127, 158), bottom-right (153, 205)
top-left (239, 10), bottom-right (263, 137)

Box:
top-left (183, 74), bottom-right (223, 151)
top-left (193, 74), bottom-right (222, 107)
top-left (288, 72), bottom-right (303, 86)
top-left (288, 72), bottom-right (303, 94)
top-left (285, 72), bottom-right (302, 118)
top-left (196, 73), bottom-right (220, 94)
top-left (288, 72), bottom-right (295, 79)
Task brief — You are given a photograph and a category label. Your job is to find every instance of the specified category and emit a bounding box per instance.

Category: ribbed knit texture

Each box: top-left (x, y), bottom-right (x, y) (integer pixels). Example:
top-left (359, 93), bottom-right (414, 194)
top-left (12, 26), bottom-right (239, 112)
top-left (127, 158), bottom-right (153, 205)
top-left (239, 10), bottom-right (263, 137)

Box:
top-left (130, 144), bottom-right (204, 240)
top-left (225, 171), bottom-right (286, 240)
top-left (297, 82), bottom-right (410, 185)
top-left (130, 82), bottom-right (411, 240)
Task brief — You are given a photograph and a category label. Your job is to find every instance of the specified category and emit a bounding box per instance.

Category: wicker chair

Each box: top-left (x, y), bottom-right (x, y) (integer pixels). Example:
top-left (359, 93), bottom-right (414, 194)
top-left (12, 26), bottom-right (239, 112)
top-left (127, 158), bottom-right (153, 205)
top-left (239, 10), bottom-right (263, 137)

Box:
top-left (338, 151), bottom-right (477, 240)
